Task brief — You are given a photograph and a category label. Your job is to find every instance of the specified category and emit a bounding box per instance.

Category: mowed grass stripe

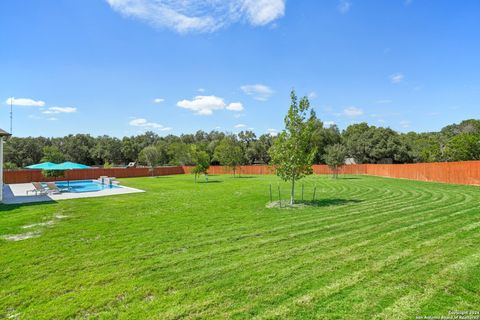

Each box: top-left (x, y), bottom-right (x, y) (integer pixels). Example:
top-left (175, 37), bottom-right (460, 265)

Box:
top-left (250, 223), bottom-right (480, 320)
top-left (80, 184), bottom-right (470, 316)
top-left (193, 203), bottom-right (480, 318)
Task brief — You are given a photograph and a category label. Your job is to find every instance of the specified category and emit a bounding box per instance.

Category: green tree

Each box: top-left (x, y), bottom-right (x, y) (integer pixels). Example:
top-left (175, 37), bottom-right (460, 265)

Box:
top-left (191, 149), bottom-right (210, 183)
top-left (246, 134), bottom-right (273, 164)
top-left (441, 119), bottom-right (480, 138)
top-left (3, 162), bottom-right (18, 170)
top-left (343, 123), bottom-right (411, 164)
top-left (310, 119), bottom-right (341, 163)
top-left (168, 142), bottom-right (194, 165)
top-left (56, 134), bottom-right (95, 165)
top-left (139, 145), bottom-right (164, 176)
top-left (214, 137), bottom-right (244, 177)
top-left (444, 133), bottom-right (480, 161)
top-left (91, 136), bottom-right (123, 165)
top-left (41, 146), bottom-right (65, 163)
top-left (4, 137), bottom-right (47, 167)
top-left (323, 144), bottom-right (347, 178)
top-left (269, 90), bottom-right (317, 205)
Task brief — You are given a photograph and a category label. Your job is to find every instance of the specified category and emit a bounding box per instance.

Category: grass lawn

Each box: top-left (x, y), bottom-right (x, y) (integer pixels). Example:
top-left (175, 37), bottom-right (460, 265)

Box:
top-left (1, 174), bottom-right (480, 319)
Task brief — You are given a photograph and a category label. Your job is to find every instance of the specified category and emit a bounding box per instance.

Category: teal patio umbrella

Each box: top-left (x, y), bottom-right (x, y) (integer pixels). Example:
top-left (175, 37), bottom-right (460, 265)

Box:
top-left (54, 162), bottom-right (91, 188)
top-left (25, 162), bottom-right (58, 170)
top-left (55, 162), bottom-right (91, 170)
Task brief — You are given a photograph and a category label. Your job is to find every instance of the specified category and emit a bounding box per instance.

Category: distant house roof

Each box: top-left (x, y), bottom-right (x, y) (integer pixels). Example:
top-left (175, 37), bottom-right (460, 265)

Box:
top-left (344, 157), bottom-right (356, 165)
top-left (0, 128), bottom-right (12, 138)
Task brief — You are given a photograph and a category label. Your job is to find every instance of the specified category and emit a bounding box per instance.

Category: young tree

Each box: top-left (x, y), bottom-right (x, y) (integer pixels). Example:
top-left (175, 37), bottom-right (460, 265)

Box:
top-left (214, 137), bottom-right (244, 177)
top-left (324, 144), bottom-right (347, 179)
top-left (269, 90), bottom-right (317, 205)
top-left (191, 149), bottom-right (210, 183)
top-left (139, 145), bottom-right (163, 176)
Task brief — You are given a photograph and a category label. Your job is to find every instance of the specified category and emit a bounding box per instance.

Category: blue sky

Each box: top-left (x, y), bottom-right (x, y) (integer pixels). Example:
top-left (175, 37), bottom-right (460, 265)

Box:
top-left (1, 0), bottom-right (479, 138)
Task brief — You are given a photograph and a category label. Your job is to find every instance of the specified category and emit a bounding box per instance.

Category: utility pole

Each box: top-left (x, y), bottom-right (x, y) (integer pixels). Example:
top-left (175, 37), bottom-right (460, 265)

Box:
top-left (10, 97), bottom-right (13, 134)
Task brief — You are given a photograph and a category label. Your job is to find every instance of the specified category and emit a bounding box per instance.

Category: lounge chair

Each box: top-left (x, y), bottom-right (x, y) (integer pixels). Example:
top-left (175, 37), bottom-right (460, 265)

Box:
top-left (26, 182), bottom-right (48, 195)
top-left (46, 182), bottom-right (62, 194)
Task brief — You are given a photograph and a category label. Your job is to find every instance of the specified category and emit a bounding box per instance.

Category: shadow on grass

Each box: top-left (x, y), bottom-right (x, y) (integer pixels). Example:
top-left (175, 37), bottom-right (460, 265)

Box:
top-left (298, 198), bottom-right (362, 206)
top-left (196, 181), bottom-right (223, 184)
top-left (266, 198), bottom-right (362, 209)
top-left (0, 200), bottom-right (58, 212)
top-left (235, 176), bottom-right (257, 179)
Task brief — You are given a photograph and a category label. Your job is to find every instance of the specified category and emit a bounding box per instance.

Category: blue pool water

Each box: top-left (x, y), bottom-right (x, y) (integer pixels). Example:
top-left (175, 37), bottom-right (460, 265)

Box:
top-left (44, 180), bottom-right (120, 193)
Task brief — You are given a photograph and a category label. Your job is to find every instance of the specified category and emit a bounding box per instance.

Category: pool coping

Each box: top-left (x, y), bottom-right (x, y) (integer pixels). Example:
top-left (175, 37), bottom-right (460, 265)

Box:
top-left (1, 182), bottom-right (145, 205)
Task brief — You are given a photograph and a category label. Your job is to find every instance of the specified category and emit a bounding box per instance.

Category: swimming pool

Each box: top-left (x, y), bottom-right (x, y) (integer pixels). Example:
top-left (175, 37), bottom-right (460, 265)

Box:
top-left (46, 180), bottom-right (121, 193)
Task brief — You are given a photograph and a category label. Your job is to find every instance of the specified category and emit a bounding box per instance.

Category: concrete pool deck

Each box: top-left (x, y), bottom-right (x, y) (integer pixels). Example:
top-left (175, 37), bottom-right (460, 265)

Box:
top-left (2, 182), bottom-right (144, 204)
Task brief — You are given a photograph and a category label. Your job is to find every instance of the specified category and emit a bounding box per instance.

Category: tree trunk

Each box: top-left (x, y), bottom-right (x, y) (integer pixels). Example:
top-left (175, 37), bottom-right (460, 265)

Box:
top-left (290, 177), bottom-right (295, 205)
top-left (194, 173), bottom-right (197, 183)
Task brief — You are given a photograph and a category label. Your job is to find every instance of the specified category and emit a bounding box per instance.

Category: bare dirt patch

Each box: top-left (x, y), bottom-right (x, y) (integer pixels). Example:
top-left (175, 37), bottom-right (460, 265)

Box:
top-left (3, 232), bottom-right (40, 241)
top-left (22, 220), bottom-right (55, 229)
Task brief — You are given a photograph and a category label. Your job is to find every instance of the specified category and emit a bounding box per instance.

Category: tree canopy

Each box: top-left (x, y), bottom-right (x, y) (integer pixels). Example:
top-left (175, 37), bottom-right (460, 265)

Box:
top-left (3, 111), bottom-right (480, 171)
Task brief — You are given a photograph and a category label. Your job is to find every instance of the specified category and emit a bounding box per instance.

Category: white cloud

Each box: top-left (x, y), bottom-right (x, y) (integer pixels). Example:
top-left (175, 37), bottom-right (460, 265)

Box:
top-left (46, 117), bottom-right (59, 121)
top-left (240, 84), bottom-right (273, 101)
top-left (390, 73), bottom-right (404, 84)
top-left (153, 98), bottom-right (165, 103)
top-left (6, 97), bottom-right (45, 107)
top-left (177, 95), bottom-right (242, 115)
top-left (42, 107), bottom-right (77, 114)
top-left (106, 0), bottom-right (285, 33)
top-left (226, 102), bottom-right (244, 112)
top-left (308, 91), bottom-right (317, 99)
top-left (338, 0), bottom-right (351, 13)
top-left (197, 88), bottom-right (206, 93)
top-left (400, 120), bottom-right (411, 128)
top-left (234, 123), bottom-right (247, 128)
top-left (324, 121), bottom-right (336, 127)
top-left (242, 0), bottom-right (285, 26)
top-left (342, 106), bottom-right (364, 117)
top-left (267, 128), bottom-right (278, 136)
top-left (129, 117), bottom-right (172, 131)
top-left (177, 95), bottom-right (225, 115)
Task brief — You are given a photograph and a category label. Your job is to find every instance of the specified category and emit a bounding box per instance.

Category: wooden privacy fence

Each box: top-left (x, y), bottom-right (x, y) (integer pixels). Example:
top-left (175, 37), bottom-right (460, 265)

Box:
top-left (184, 162), bottom-right (480, 186)
top-left (3, 166), bottom-right (185, 184)
top-left (363, 161), bottom-right (480, 186)
top-left (4, 161), bottom-right (480, 186)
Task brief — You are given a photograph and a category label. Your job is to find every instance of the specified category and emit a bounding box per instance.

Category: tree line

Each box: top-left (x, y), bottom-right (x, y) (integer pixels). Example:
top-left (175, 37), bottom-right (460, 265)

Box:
top-left (3, 117), bottom-right (480, 171)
